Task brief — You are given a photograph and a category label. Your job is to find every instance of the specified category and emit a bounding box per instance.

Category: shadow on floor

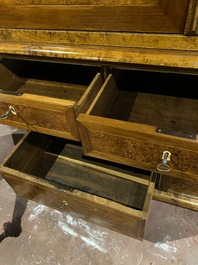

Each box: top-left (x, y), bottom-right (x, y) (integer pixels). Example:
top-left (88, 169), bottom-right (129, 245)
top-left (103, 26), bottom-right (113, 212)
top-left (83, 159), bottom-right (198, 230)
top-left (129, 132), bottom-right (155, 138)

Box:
top-left (144, 200), bottom-right (198, 243)
top-left (0, 129), bottom-right (27, 242)
top-left (0, 195), bottom-right (28, 243)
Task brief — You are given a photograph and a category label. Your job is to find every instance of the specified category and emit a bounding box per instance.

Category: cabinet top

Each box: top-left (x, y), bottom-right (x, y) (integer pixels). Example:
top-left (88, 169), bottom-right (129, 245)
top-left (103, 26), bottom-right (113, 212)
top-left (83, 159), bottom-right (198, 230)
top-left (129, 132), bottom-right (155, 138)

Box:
top-left (0, 0), bottom-right (197, 71)
top-left (0, 29), bottom-right (197, 72)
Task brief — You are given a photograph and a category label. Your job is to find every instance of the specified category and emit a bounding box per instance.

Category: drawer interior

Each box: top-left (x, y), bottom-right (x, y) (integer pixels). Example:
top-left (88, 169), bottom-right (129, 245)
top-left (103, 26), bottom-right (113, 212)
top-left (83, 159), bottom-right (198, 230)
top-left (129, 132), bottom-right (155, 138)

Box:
top-left (3, 132), bottom-right (151, 211)
top-left (155, 173), bottom-right (198, 199)
top-left (90, 68), bottom-right (198, 135)
top-left (153, 173), bottom-right (198, 211)
top-left (0, 58), bottom-right (100, 100)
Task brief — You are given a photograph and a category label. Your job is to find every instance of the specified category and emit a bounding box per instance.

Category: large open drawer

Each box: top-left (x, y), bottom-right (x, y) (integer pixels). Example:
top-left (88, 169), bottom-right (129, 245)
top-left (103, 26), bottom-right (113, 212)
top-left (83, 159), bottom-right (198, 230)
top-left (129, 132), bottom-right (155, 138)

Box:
top-left (0, 131), bottom-right (154, 240)
top-left (0, 58), bottom-right (102, 141)
top-left (77, 68), bottom-right (198, 181)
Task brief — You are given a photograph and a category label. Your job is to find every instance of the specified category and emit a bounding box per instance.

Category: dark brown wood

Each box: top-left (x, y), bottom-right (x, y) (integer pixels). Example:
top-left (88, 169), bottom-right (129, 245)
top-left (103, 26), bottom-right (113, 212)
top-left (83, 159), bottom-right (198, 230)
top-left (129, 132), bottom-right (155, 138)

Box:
top-left (0, 0), bottom-right (190, 33)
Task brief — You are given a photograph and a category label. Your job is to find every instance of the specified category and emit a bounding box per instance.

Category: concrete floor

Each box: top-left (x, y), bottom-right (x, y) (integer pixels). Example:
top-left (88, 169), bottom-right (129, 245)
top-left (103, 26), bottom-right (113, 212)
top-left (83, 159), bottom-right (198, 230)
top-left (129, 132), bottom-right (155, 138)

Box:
top-left (0, 124), bottom-right (198, 265)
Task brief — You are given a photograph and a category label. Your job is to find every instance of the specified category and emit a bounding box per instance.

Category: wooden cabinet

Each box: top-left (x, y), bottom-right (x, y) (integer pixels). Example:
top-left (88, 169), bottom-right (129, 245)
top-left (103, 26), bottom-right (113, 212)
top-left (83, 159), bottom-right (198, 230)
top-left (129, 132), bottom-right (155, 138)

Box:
top-left (0, 0), bottom-right (198, 240)
top-left (0, 0), bottom-right (191, 33)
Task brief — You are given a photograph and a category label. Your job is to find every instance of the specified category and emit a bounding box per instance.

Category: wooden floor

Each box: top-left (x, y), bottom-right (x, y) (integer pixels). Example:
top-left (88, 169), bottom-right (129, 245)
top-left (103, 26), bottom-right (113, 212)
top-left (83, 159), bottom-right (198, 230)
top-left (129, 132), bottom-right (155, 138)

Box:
top-left (0, 124), bottom-right (198, 265)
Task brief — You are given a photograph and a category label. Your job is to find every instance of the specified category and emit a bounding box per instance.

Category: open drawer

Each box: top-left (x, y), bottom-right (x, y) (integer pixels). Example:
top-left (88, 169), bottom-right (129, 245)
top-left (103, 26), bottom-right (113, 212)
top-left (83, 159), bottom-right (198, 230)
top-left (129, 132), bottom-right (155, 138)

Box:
top-left (77, 68), bottom-right (198, 181)
top-left (0, 131), bottom-right (154, 240)
top-left (0, 58), bottom-right (102, 141)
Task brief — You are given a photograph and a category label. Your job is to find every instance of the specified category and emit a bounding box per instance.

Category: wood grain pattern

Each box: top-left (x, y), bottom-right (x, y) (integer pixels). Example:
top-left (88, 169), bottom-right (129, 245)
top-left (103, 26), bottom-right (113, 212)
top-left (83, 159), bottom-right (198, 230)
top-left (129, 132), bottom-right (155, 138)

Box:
top-left (107, 92), bottom-right (198, 133)
top-left (156, 174), bottom-right (198, 195)
top-left (0, 101), bottom-right (80, 140)
top-left (46, 156), bottom-right (148, 210)
top-left (0, 59), bottom-right (102, 140)
top-left (0, 132), bottom-right (154, 240)
top-left (154, 189), bottom-right (198, 211)
top-left (77, 114), bottom-right (198, 182)
top-left (0, 0), bottom-right (190, 33)
top-left (1, 169), bottom-right (147, 239)
top-left (86, 74), bottom-right (118, 116)
top-left (77, 70), bottom-right (198, 181)
top-left (75, 73), bottom-right (103, 115)
top-left (185, 0), bottom-right (198, 35)
top-left (153, 170), bottom-right (198, 210)
top-left (0, 0), bottom-right (158, 5)
top-left (0, 41), bottom-right (197, 71)
top-left (0, 29), bottom-right (197, 51)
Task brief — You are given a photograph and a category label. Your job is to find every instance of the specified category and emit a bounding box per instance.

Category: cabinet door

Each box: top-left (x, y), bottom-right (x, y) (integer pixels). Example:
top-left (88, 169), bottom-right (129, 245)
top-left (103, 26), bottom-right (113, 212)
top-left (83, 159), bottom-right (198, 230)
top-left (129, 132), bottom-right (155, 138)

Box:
top-left (0, 0), bottom-right (190, 33)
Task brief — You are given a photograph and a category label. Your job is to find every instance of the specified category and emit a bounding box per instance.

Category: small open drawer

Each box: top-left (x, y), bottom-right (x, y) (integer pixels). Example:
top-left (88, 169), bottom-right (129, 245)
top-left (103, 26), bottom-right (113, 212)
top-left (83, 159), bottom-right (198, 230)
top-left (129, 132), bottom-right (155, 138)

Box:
top-left (0, 58), bottom-right (102, 141)
top-left (77, 68), bottom-right (198, 180)
top-left (0, 131), bottom-right (154, 240)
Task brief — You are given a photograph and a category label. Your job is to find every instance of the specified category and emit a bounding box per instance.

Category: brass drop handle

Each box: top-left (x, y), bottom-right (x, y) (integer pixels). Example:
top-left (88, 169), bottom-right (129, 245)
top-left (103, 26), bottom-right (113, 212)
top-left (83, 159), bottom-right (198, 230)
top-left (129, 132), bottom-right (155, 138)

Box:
top-left (0, 106), bottom-right (17, 119)
top-left (157, 151), bottom-right (171, 173)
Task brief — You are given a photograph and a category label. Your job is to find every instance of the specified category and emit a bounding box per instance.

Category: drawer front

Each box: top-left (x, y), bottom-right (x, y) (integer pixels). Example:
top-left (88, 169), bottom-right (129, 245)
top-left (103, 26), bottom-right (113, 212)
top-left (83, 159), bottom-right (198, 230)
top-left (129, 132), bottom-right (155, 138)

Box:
top-left (77, 70), bottom-right (198, 181)
top-left (0, 0), bottom-right (190, 33)
top-left (0, 132), bottom-right (154, 240)
top-left (1, 171), bottom-right (149, 240)
top-left (0, 101), bottom-right (79, 140)
top-left (0, 58), bottom-right (103, 141)
top-left (77, 115), bottom-right (198, 181)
